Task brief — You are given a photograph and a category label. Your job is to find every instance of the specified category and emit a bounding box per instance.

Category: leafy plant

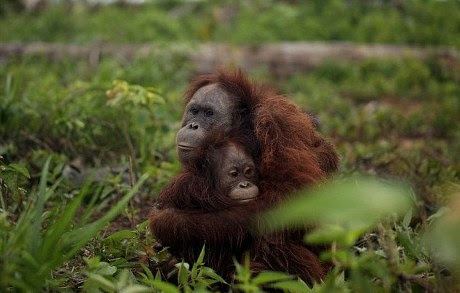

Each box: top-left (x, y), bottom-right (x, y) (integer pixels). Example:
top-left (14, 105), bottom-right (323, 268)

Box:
top-left (260, 176), bottom-right (435, 292)
top-left (2, 1), bottom-right (460, 47)
top-left (233, 254), bottom-right (311, 293)
top-left (0, 158), bottom-right (148, 291)
top-left (0, 156), bottom-right (30, 211)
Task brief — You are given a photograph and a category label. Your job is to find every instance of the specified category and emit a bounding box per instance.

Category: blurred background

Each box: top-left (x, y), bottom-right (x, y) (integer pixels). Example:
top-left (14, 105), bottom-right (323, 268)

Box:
top-left (0, 0), bottom-right (459, 292)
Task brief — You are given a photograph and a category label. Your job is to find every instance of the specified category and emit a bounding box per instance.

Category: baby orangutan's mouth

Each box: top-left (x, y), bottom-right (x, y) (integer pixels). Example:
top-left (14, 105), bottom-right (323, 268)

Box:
top-left (237, 196), bottom-right (258, 202)
top-left (229, 185), bottom-right (259, 202)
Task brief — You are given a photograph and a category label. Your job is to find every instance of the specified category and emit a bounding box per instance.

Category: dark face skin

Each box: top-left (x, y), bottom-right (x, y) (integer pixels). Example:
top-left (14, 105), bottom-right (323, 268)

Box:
top-left (212, 143), bottom-right (259, 202)
top-left (176, 84), bottom-right (234, 163)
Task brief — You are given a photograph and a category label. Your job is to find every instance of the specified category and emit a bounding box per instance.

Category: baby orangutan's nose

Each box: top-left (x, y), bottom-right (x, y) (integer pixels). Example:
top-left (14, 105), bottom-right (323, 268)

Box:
top-left (239, 181), bottom-right (250, 188)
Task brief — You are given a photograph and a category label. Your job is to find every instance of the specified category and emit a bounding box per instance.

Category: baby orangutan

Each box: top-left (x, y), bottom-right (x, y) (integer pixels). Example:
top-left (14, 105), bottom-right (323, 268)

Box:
top-left (150, 132), bottom-right (326, 285)
top-left (150, 132), bottom-right (262, 279)
top-left (211, 142), bottom-right (259, 203)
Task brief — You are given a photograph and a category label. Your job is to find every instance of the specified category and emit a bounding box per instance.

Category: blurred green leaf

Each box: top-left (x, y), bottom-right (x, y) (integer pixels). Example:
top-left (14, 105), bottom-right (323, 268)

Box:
top-left (86, 273), bottom-right (116, 292)
top-left (7, 163), bottom-right (30, 179)
top-left (268, 279), bottom-right (311, 292)
top-left (178, 262), bottom-right (189, 287)
top-left (305, 224), bottom-right (366, 247)
top-left (104, 230), bottom-right (136, 241)
top-left (120, 285), bottom-right (152, 293)
top-left (151, 280), bottom-right (180, 293)
top-left (96, 263), bottom-right (117, 276)
top-left (261, 176), bottom-right (414, 245)
top-left (252, 271), bottom-right (293, 285)
top-left (424, 196), bottom-right (460, 274)
top-left (200, 267), bottom-right (227, 284)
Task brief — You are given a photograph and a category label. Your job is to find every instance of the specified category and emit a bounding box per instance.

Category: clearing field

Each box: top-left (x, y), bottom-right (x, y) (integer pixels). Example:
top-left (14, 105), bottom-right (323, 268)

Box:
top-left (1, 1), bottom-right (459, 292)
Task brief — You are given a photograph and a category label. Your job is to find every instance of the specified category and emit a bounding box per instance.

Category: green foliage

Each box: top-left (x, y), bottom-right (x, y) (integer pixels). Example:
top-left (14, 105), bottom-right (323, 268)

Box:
top-left (1, 1), bottom-right (460, 47)
top-left (84, 246), bottom-right (226, 292)
top-left (284, 57), bottom-right (459, 207)
top-left (0, 56), bottom-right (185, 194)
top-left (424, 195), bottom-right (460, 286)
top-left (83, 259), bottom-right (153, 293)
top-left (0, 156), bottom-right (30, 211)
top-left (262, 176), bottom-right (414, 245)
top-left (0, 52), bottom-right (458, 291)
top-left (261, 176), bottom-right (445, 291)
top-left (0, 157), bottom-right (148, 291)
top-left (172, 246), bottom-right (227, 291)
top-left (84, 258), bottom-right (153, 293)
top-left (233, 255), bottom-right (311, 293)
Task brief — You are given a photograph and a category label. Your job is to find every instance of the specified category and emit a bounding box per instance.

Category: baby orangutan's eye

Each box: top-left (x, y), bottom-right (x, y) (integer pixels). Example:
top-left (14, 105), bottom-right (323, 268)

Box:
top-left (244, 167), bottom-right (254, 177)
top-left (229, 170), bottom-right (238, 177)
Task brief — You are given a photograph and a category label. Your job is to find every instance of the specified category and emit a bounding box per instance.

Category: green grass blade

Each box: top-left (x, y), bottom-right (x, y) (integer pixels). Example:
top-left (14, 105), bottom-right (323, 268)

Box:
top-left (39, 181), bottom-right (91, 261)
top-left (29, 157), bottom-right (51, 255)
top-left (61, 174), bottom-right (149, 259)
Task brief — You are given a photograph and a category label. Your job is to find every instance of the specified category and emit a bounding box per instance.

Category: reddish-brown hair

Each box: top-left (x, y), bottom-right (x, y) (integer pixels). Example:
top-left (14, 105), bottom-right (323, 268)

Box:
top-left (185, 70), bottom-right (338, 196)
top-left (149, 69), bottom-right (338, 284)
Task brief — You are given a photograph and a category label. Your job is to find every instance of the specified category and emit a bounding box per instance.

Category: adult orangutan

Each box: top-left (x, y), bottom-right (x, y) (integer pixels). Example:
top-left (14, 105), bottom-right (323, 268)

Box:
top-left (149, 70), bottom-right (338, 284)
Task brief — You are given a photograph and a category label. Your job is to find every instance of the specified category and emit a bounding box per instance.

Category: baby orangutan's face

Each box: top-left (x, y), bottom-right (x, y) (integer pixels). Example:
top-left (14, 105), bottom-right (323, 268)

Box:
top-left (212, 143), bottom-right (259, 202)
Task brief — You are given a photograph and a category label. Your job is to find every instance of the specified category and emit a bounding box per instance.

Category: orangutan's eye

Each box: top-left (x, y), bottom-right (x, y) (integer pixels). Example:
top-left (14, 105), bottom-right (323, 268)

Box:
top-left (190, 107), bottom-right (199, 115)
top-left (244, 167), bottom-right (254, 177)
top-left (229, 170), bottom-right (238, 177)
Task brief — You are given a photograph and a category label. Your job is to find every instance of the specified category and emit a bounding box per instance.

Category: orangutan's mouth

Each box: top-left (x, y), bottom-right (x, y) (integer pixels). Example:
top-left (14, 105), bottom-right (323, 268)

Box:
top-left (178, 145), bottom-right (195, 151)
top-left (236, 196), bottom-right (258, 203)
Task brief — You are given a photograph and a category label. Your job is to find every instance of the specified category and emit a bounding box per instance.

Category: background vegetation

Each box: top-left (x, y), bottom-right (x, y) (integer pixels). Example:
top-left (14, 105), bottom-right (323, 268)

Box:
top-left (2, 0), bottom-right (460, 47)
top-left (1, 0), bottom-right (459, 292)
